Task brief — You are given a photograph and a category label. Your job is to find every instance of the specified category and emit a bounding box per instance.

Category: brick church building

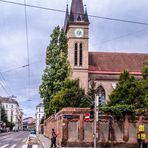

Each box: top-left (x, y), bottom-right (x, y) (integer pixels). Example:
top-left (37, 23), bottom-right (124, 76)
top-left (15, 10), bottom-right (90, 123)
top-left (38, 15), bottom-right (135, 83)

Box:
top-left (64, 0), bottom-right (148, 103)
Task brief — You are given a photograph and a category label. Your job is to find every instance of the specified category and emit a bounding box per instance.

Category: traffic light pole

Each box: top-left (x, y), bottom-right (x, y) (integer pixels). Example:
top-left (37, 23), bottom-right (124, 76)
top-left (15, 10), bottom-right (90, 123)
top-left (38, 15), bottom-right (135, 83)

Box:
top-left (94, 94), bottom-right (99, 148)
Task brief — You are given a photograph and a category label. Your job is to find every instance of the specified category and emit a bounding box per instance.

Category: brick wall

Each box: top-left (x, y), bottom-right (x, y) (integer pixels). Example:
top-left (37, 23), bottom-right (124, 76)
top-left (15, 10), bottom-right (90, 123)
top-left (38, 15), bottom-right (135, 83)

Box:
top-left (44, 107), bottom-right (148, 147)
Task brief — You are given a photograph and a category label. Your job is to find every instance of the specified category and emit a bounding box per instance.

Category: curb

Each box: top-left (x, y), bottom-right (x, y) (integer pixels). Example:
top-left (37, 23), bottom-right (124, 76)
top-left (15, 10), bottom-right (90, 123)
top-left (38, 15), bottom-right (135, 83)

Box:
top-left (0, 132), bottom-right (13, 137)
top-left (37, 134), bottom-right (61, 148)
top-left (36, 134), bottom-right (45, 148)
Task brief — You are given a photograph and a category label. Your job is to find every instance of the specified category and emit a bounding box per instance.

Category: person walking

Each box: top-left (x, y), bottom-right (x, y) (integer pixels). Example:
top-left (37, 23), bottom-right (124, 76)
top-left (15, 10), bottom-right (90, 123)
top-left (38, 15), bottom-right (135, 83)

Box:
top-left (50, 128), bottom-right (57, 148)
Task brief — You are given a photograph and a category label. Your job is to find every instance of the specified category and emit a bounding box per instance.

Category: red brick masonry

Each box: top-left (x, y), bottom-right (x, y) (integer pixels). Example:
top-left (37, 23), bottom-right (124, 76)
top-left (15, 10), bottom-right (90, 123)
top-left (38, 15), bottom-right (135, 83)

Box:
top-left (43, 107), bottom-right (148, 147)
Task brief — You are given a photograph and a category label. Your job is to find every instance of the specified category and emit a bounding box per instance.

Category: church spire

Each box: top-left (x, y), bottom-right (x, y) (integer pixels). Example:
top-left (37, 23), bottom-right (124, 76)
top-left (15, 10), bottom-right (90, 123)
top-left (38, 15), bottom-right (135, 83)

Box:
top-left (64, 4), bottom-right (69, 32)
top-left (84, 5), bottom-right (89, 23)
top-left (69, 0), bottom-right (89, 23)
top-left (64, 0), bottom-right (89, 32)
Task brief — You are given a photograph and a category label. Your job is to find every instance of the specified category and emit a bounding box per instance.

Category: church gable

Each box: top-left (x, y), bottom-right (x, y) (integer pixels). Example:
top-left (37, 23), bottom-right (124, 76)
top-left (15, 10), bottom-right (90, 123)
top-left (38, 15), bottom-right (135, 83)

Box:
top-left (89, 52), bottom-right (148, 75)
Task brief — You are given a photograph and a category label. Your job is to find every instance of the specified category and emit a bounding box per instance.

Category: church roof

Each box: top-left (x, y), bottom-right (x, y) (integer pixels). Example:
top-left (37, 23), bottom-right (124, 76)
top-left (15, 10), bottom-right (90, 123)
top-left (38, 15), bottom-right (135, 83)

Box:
top-left (64, 0), bottom-right (89, 32)
top-left (70, 0), bottom-right (84, 22)
top-left (89, 52), bottom-right (148, 75)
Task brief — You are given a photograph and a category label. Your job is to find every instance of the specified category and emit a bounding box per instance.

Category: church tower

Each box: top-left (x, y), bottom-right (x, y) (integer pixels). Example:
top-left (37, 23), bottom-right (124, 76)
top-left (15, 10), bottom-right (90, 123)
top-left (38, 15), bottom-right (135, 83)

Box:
top-left (64, 0), bottom-right (89, 92)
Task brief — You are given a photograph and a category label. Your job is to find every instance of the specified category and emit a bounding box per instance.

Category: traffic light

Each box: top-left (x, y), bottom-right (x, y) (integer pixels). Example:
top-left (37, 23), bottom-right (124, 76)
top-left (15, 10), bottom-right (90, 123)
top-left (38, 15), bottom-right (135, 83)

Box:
top-left (90, 104), bottom-right (94, 119)
top-left (109, 117), bottom-right (112, 129)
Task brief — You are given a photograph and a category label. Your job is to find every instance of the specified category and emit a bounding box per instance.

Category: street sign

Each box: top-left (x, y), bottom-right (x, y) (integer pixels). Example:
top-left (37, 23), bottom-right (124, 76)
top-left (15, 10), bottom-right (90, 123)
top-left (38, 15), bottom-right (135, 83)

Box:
top-left (85, 113), bottom-right (90, 121)
top-left (141, 133), bottom-right (146, 140)
top-left (63, 115), bottom-right (79, 119)
top-left (139, 124), bottom-right (144, 132)
top-left (137, 133), bottom-right (141, 140)
top-left (63, 115), bottom-right (73, 119)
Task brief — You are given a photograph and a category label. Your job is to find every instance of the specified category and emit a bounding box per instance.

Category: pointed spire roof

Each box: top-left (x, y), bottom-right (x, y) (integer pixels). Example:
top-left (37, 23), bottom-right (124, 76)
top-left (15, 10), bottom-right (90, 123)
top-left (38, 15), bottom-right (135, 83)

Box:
top-left (84, 5), bottom-right (89, 23)
top-left (63, 0), bottom-right (89, 32)
top-left (69, 0), bottom-right (89, 23)
top-left (64, 4), bottom-right (69, 32)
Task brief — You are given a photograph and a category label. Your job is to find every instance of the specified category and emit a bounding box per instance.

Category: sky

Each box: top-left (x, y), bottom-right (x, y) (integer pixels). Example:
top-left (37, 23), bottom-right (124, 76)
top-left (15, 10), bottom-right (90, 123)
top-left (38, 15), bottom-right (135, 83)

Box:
top-left (0, 0), bottom-right (148, 118)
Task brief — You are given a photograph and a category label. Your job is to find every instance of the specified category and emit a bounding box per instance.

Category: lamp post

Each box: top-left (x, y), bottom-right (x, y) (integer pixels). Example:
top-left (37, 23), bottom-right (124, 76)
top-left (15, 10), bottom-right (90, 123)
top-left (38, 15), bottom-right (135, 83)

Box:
top-left (0, 102), bottom-right (1, 122)
top-left (94, 94), bottom-right (99, 148)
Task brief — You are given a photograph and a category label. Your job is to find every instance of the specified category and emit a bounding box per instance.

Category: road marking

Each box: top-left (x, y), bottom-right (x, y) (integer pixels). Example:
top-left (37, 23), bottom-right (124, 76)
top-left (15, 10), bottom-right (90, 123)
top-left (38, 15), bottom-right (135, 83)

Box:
top-left (10, 144), bottom-right (17, 148)
top-left (26, 136), bottom-right (30, 144)
top-left (21, 145), bottom-right (28, 148)
top-left (0, 144), bottom-right (9, 148)
top-left (32, 145), bottom-right (38, 148)
top-left (22, 138), bottom-right (27, 143)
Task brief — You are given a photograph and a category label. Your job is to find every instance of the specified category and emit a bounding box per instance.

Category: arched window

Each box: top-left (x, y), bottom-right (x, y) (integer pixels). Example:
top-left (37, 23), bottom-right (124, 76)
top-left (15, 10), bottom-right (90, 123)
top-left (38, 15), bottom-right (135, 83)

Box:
top-left (79, 43), bottom-right (83, 66)
top-left (74, 43), bottom-right (78, 66)
top-left (97, 86), bottom-right (106, 106)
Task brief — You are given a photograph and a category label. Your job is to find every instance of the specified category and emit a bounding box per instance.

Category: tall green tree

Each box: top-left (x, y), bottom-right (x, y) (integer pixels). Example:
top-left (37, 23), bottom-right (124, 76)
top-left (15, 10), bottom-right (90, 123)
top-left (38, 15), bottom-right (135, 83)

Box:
top-left (39, 26), bottom-right (70, 117)
top-left (142, 62), bottom-right (148, 79)
top-left (88, 78), bottom-right (96, 100)
top-left (108, 70), bottom-right (145, 107)
top-left (48, 79), bottom-right (90, 115)
top-left (103, 70), bottom-right (147, 118)
top-left (142, 62), bottom-right (148, 106)
top-left (1, 107), bottom-right (8, 123)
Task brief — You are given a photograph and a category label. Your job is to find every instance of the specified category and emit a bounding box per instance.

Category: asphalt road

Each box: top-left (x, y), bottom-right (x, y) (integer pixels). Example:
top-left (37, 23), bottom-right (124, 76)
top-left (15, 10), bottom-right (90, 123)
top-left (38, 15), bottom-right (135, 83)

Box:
top-left (0, 131), bottom-right (31, 148)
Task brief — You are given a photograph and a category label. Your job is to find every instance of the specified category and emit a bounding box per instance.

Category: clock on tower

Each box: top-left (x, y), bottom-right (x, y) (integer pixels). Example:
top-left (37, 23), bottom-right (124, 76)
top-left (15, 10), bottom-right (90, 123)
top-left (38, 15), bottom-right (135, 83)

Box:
top-left (74, 29), bottom-right (84, 38)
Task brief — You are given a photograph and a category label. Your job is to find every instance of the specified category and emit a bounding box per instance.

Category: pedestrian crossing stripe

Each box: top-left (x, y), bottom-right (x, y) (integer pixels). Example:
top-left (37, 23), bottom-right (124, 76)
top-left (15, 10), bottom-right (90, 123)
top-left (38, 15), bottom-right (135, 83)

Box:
top-left (0, 144), bottom-right (9, 148)
top-left (32, 145), bottom-right (38, 148)
top-left (22, 145), bottom-right (28, 148)
top-left (22, 138), bottom-right (27, 143)
top-left (10, 144), bottom-right (16, 148)
top-left (0, 144), bottom-right (38, 148)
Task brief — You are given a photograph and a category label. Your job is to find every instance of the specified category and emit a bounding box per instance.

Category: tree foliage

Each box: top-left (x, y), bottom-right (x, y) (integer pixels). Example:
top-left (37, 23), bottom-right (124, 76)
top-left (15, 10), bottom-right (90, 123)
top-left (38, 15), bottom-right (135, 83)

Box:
top-left (39, 26), bottom-right (70, 117)
top-left (48, 79), bottom-right (91, 115)
top-left (1, 107), bottom-right (8, 123)
top-left (142, 62), bottom-right (148, 79)
top-left (102, 70), bottom-right (148, 119)
top-left (88, 78), bottom-right (96, 100)
top-left (142, 62), bottom-right (148, 106)
top-left (1, 107), bottom-right (15, 130)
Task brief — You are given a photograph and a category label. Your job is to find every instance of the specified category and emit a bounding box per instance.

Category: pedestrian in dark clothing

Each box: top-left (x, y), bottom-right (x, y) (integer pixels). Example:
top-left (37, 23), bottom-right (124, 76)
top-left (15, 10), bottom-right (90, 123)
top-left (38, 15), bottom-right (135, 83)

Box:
top-left (50, 128), bottom-right (57, 148)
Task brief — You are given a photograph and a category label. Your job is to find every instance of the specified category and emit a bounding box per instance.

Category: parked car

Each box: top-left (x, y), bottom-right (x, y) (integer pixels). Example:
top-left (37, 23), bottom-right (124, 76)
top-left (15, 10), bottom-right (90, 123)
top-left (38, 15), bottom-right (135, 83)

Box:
top-left (30, 129), bottom-right (36, 135)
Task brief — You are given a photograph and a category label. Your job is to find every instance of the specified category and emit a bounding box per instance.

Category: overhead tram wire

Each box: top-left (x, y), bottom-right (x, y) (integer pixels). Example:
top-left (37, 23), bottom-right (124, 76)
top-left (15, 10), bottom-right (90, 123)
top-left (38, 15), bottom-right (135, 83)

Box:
top-left (0, 0), bottom-right (148, 26)
top-left (2, 60), bottom-right (42, 73)
top-left (0, 81), bottom-right (10, 96)
top-left (98, 28), bottom-right (148, 52)
top-left (102, 28), bottom-right (148, 44)
top-left (0, 72), bottom-right (13, 95)
top-left (0, 73), bottom-right (11, 96)
top-left (24, 0), bottom-right (31, 101)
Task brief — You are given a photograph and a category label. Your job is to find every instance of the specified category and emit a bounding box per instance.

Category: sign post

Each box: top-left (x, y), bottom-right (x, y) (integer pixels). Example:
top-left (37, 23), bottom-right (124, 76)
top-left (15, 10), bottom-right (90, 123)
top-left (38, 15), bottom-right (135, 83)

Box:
top-left (93, 94), bottom-right (99, 148)
top-left (137, 124), bottom-right (146, 148)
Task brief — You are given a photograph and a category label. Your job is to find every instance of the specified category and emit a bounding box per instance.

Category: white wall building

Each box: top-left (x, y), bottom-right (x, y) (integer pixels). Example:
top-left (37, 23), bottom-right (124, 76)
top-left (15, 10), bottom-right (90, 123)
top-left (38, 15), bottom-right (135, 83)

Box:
top-left (0, 96), bottom-right (23, 130)
top-left (36, 103), bottom-right (44, 133)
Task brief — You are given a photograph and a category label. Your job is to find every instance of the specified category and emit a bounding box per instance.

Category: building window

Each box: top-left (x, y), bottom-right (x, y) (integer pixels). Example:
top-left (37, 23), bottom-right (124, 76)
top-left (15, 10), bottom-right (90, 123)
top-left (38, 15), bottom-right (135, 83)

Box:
top-left (39, 108), bottom-right (40, 112)
top-left (6, 104), bottom-right (8, 108)
top-left (79, 43), bottom-right (83, 66)
top-left (97, 86), bottom-right (106, 106)
top-left (74, 43), bottom-right (78, 66)
top-left (11, 105), bottom-right (13, 108)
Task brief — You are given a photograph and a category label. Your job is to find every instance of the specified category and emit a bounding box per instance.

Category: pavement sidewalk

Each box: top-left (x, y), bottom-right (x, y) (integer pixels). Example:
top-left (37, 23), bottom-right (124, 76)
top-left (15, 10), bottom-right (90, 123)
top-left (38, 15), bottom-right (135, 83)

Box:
top-left (37, 134), bottom-right (93, 148)
top-left (0, 132), bottom-right (13, 137)
top-left (37, 134), bottom-right (52, 148)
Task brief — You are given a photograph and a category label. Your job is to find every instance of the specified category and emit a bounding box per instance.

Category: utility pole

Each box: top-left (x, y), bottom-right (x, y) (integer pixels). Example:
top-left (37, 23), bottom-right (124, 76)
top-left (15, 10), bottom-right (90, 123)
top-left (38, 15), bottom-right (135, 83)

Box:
top-left (0, 103), bottom-right (1, 122)
top-left (94, 94), bottom-right (99, 148)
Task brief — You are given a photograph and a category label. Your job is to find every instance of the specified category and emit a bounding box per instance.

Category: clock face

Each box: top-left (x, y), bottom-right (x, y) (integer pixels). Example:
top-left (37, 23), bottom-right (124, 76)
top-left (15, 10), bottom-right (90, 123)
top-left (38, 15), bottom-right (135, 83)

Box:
top-left (74, 29), bottom-right (84, 38)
